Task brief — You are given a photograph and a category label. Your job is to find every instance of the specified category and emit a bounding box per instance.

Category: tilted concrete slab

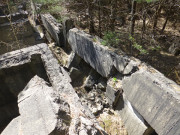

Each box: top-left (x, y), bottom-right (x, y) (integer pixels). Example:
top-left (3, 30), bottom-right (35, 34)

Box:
top-left (116, 94), bottom-right (153, 135)
top-left (68, 28), bottom-right (114, 77)
top-left (122, 67), bottom-right (180, 135)
top-left (1, 116), bottom-right (21, 135)
top-left (41, 14), bottom-right (64, 47)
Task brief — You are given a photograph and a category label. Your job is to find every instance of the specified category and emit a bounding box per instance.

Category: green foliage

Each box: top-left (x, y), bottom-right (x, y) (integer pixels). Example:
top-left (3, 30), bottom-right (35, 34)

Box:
top-left (46, 5), bottom-right (62, 14)
top-left (33, 0), bottom-right (63, 15)
top-left (112, 77), bottom-right (118, 87)
top-left (129, 35), bottom-right (148, 55)
top-left (101, 31), bottom-right (120, 47)
top-left (113, 77), bottom-right (117, 82)
top-left (33, 0), bottom-right (60, 4)
top-left (92, 38), bottom-right (97, 42)
top-left (150, 45), bottom-right (161, 51)
top-left (136, 0), bottom-right (158, 3)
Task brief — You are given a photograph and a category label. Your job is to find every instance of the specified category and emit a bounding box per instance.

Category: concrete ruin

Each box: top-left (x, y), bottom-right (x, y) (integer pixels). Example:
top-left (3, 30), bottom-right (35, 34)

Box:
top-left (66, 28), bottom-right (180, 135)
top-left (0, 44), bottom-right (106, 135)
top-left (1, 2), bottom-right (180, 134)
top-left (0, 7), bottom-right (43, 55)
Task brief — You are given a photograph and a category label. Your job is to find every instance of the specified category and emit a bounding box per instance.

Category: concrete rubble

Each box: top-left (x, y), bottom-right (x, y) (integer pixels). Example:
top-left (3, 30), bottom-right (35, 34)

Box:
top-left (1, 3), bottom-right (180, 134)
top-left (66, 27), bottom-right (180, 135)
top-left (0, 44), bottom-right (107, 135)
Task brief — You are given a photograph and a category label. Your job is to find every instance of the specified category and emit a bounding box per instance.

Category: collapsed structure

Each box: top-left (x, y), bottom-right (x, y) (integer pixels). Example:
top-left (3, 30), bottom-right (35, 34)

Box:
top-left (0, 44), bottom-right (106, 135)
top-left (0, 2), bottom-right (180, 135)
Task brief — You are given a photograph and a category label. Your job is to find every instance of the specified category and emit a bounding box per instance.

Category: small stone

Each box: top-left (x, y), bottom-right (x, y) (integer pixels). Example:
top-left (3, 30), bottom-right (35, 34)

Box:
top-left (84, 69), bottom-right (101, 91)
top-left (97, 77), bottom-right (107, 91)
top-left (123, 59), bottom-right (140, 75)
top-left (92, 108), bottom-right (98, 115)
top-left (56, 47), bottom-right (61, 50)
top-left (97, 104), bottom-right (103, 111)
top-left (55, 49), bottom-right (60, 54)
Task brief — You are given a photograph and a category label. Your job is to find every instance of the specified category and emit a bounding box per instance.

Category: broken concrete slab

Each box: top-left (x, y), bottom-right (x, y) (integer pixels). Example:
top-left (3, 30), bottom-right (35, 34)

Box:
top-left (105, 74), bottom-right (123, 107)
top-left (2, 76), bottom-right (71, 135)
top-left (1, 116), bottom-right (21, 135)
top-left (41, 14), bottom-right (64, 46)
top-left (122, 68), bottom-right (180, 135)
top-left (123, 58), bottom-right (141, 75)
top-left (116, 94), bottom-right (154, 135)
top-left (67, 28), bottom-right (143, 78)
top-left (17, 76), bottom-right (71, 135)
top-left (67, 28), bottom-right (114, 77)
top-left (110, 52), bottom-right (129, 73)
top-left (0, 43), bottom-right (106, 135)
top-left (0, 12), bottom-right (28, 24)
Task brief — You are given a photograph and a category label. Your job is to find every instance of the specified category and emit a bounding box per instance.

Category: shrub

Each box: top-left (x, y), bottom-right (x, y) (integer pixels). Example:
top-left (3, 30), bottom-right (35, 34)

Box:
top-left (101, 31), bottom-right (120, 47)
top-left (129, 35), bottom-right (148, 55)
top-left (33, 0), bottom-right (63, 14)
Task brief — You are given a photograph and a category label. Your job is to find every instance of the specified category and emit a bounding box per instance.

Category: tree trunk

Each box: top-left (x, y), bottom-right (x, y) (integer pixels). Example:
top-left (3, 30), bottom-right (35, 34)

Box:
top-left (161, 1), bottom-right (174, 33)
top-left (153, 0), bottom-right (164, 33)
top-left (87, 0), bottom-right (95, 34)
top-left (130, 0), bottom-right (137, 54)
top-left (141, 3), bottom-right (146, 43)
top-left (110, 0), bottom-right (117, 31)
top-left (130, 0), bottom-right (137, 36)
top-left (141, 14), bottom-right (146, 44)
top-left (98, 0), bottom-right (102, 37)
top-left (161, 16), bottom-right (168, 33)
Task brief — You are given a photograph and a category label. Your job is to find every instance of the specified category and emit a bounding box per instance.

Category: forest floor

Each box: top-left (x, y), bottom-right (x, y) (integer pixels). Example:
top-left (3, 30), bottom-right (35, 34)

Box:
top-left (56, 4), bottom-right (180, 85)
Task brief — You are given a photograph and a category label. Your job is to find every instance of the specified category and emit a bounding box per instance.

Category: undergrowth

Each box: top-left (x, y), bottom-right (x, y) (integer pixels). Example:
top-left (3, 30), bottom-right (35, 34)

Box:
top-left (101, 31), bottom-right (120, 47)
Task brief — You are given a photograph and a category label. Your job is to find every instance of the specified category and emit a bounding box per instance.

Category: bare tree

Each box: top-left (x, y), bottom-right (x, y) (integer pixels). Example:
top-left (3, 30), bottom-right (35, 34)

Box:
top-left (130, 0), bottom-right (137, 36)
top-left (86, 0), bottom-right (95, 34)
top-left (109, 0), bottom-right (117, 31)
top-left (153, 0), bottom-right (165, 33)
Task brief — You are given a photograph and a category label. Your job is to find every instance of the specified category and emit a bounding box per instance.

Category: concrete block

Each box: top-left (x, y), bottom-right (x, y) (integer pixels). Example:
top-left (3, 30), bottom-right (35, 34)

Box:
top-left (115, 94), bottom-right (154, 135)
top-left (67, 28), bottom-right (114, 77)
top-left (105, 76), bottom-right (123, 107)
top-left (122, 69), bottom-right (180, 135)
top-left (41, 14), bottom-right (64, 46)
top-left (1, 116), bottom-right (21, 135)
top-left (123, 59), bottom-right (140, 75)
top-left (110, 52), bottom-right (129, 73)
